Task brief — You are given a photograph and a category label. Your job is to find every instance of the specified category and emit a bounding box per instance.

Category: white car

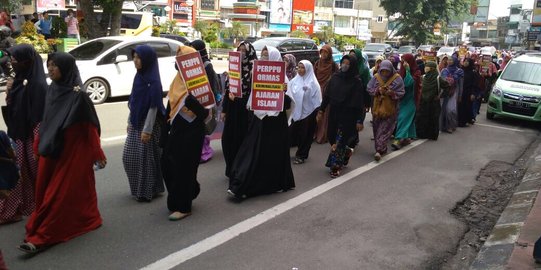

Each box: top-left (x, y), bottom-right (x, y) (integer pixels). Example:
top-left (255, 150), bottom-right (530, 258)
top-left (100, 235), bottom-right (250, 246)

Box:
top-left (66, 36), bottom-right (184, 104)
top-left (437, 46), bottom-right (457, 58)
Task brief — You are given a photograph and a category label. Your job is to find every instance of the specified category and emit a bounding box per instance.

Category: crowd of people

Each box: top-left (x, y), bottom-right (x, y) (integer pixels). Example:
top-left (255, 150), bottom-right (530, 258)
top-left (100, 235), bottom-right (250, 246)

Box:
top-left (0, 39), bottom-right (513, 263)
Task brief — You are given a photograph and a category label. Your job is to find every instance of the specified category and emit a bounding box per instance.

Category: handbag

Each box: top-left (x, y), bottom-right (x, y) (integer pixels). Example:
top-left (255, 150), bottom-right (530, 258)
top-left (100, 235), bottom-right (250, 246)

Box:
top-left (372, 73), bottom-right (400, 119)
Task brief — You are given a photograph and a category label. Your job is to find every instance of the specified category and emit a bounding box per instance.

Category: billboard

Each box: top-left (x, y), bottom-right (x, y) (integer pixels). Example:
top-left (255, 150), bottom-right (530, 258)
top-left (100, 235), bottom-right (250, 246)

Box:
top-left (270, 0), bottom-right (292, 24)
top-left (291, 0), bottom-right (315, 34)
top-left (533, 0), bottom-right (541, 27)
top-left (37, 0), bottom-right (65, 12)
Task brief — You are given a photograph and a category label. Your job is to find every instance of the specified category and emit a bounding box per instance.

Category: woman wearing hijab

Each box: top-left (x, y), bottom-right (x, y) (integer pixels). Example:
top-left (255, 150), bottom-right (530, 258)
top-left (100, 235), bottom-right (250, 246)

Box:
top-left (318, 55), bottom-right (366, 177)
top-left (0, 44), bottom-right (47, 225)
top-left (314, 45), bottom-right (338, 144)
top-left (228, 46), bottom-right (295, 199)
top-left (458, 58), bottom-right (480, 127)
top-left (416, 61), bottom-right (449, 140)
top-left (347, 48), bottom-right (372, 148)
top-left (283, 54), bottom-right (297, 80)
top-left (122, 45), bottom-right (166, 202)
top-left (367, 60), bottom-right (405, 161)
top-left (392, 54), bottom-right (420, 150)
top-left (18, 52), bottom-right (105, 254)
top-left (371, 55), bottom-right (384, 76)
top-left (161, 46), bottom-right (209, 221)
top-left (438, 55), bottom-right (449, 72)
top-left (389, 53), bottom-right (400, 70)
top-left (289, 60), bottom-right (321, 165)
top-left (440, 55), bottom-right (464, 133)
top-left (190, 40), bottom-right (220, 163)
top-left (221, 41), bottom-right (257, 178)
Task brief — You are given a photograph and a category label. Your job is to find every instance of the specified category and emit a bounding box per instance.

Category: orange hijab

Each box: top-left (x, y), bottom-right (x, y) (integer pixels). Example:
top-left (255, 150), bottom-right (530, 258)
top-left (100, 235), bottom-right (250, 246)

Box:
top-left (168, 46), bottom-right (197, 121)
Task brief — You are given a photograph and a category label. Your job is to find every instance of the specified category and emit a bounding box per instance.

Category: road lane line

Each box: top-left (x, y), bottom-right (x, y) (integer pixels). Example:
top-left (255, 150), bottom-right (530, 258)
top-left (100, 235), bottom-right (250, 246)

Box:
top-left (101, 135), bottom-right (127, 142)
top-left (475, 123), bottom-right (525, 132)
top-left (140, 139), bottom-right (427, 270)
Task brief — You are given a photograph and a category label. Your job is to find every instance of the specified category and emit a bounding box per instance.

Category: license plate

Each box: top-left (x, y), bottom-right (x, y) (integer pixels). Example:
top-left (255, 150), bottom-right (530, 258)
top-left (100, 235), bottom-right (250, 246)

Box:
top-left (509, 101), bottom-right (530, 108)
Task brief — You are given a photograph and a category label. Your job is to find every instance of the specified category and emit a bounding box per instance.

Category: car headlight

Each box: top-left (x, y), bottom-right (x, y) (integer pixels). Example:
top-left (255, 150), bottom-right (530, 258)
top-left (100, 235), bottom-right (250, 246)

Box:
top-left (492, 85), bottom-right (502, 97)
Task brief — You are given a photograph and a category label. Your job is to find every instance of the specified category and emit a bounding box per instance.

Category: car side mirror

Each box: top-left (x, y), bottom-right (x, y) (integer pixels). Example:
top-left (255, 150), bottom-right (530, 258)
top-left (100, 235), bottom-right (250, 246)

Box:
top-left (279, 47), bottom-right (287, 52)
top-left (115, 55), bottom-right (128, 63)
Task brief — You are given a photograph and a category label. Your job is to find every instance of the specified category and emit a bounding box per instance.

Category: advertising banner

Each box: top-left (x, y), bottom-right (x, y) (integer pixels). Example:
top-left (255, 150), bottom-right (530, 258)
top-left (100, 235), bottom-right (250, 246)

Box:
top-left (422, 51), bottom-right (437, 63)
top-left (251, 60), bottom-right (286, 112)
top-left (533, 0), bottom-right (541, 27)
top-left (176, 52), bottom-right (216, 108)
top-left (270, 0), bottom-right (292, 24)
top-left (37, 0), bottom-right (65, 12)
top-left (228, 51), bottom-right (243, 98)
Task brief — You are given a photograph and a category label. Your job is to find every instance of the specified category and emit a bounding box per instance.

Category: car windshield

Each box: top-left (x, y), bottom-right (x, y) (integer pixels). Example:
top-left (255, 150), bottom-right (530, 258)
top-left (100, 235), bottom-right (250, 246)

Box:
top-left (501, 60), bottom-right (541, 85)
top-left (364, 44), bottom-right (385, 52)
top-left (398, 46), bottom-right (414, 53)
top-left (418, 46), bottom-right (431, 51)
top-left (70, 39), bottom-right (123, 60)
top-left (252, 39), bottom-right (281, 51)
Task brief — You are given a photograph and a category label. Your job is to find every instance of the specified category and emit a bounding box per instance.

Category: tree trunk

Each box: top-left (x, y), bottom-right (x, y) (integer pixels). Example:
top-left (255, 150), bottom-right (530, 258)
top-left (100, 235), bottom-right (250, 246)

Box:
top-left (78, 0), bottom-right (124, 39)
top-left (79, 0), bottom-right (105, 39)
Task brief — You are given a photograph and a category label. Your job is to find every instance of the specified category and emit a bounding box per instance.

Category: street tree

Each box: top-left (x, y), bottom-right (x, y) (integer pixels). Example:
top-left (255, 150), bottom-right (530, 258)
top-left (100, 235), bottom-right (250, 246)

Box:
top-left (79, 0), bottom-right (124, 39)
top-left (222, 21), bottom-right (247, 45)
top-left (380, 0), bottom-right (472, 45)
top-left (0, 0), bottom-right (22, 14)
top-left (290, 30), bottom-right (308, 38)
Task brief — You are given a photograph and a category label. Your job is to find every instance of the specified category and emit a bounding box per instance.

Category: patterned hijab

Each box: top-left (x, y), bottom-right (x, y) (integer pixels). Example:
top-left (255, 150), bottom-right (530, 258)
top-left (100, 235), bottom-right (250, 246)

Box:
top-left (283, 54), bottom-right (297, 80)
top-left (237, 41), bottom-right (257, 96)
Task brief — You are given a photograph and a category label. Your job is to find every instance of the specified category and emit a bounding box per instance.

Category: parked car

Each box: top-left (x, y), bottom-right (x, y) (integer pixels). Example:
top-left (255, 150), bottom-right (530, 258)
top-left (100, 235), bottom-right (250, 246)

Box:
top-left (417, 45), bottom-right (435, 52)
top-left (252, 37), bottom-right (320, 64)
top-left (487, 54), bottom-right (541, 122)
top-left (160, 34), bottom-right (191, 45)
top-left (397, 45), bottom-right (417, 57)
top-left (437, 46), bottom-right (457, 58)
top-left (363, 43), bottom-right (393, 67)
top-left (66, 36), bottom-right (184, 104)
top-left (481, 46), bottom-right (497, 56)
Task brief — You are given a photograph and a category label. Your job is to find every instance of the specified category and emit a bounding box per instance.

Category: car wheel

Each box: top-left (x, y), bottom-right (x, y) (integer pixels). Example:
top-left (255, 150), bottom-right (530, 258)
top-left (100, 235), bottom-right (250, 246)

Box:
top-left (486, 111), bottom-right (495, 120)
top-left (84, 78), bottom-right (110, 104)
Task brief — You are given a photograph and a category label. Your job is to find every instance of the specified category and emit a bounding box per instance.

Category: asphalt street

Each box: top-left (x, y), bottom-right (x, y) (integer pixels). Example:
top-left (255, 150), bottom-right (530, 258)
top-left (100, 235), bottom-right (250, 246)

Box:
top-left (1, 60), bottom-right (541, 269)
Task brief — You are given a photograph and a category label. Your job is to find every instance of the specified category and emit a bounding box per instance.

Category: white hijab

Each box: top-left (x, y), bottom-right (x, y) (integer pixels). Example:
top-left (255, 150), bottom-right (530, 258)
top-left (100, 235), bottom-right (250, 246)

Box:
top-left (248, 46), bottom-right (295, 122)
top-left (288, 60), bottom-right (321, 122)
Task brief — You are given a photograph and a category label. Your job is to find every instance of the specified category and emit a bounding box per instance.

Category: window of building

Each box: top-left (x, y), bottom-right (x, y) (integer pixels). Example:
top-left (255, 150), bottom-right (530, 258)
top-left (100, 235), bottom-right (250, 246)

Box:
top-left (377, 16), bottom-right (384, 23)
top-left (335, 0), bottom-right (353, 9)
top-left (201, 0), bottom-right (215, 10)
top-left (316, 0), bottom-right (333, 8)
top-left (334, 16), bottom-right (350, 28)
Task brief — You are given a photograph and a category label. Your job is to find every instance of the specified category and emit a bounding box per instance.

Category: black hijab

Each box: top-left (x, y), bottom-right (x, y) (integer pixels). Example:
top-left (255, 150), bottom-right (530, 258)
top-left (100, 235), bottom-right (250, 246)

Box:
top-left (38, 52), bottom-right (100, 158)
top-left (3, 44), bottom-right (47, 140)
top-left (463, 58), bottom-right (479, 93)
top-left (190, 39), bottom-right (210, 62)
top-left (327, 55), bottom-right (363, 107)
top-left (337, 54), bottom-right (359, 80)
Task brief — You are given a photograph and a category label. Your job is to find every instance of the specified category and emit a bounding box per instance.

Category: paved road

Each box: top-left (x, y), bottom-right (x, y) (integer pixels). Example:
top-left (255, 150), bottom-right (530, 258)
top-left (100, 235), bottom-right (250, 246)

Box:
top-left (1, 94), bottom-right (539, 269)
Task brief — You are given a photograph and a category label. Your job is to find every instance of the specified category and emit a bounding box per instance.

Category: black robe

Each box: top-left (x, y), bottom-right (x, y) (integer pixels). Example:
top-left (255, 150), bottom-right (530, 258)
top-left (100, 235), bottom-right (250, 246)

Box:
top-left (458, 63), bottom-right (480, 127)
top-left (228, 96), bottom-right (295, 199)
top-left (221, 92), bottom-right (251, 178)
top-left (161, 94), bottom-right (208, 213)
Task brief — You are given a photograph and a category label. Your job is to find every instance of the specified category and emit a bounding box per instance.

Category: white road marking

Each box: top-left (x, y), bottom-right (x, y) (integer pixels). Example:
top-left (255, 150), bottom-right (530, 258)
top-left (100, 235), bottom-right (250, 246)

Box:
top-left (95, 101), bottom-right (128, 106)
top-left (140, 139), bottom-right (427, 270)
top-left (101, 135), bottom-right (127, 142)
top-left (476, 123), bottom-right (525, 132)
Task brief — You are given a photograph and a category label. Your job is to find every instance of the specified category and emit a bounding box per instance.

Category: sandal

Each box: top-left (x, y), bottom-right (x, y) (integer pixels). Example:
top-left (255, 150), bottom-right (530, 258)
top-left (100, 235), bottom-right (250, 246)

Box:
top-left (330, 170), bottom-right (340, 178)
top-left (293, 157), bottom-right (305, 164)
top-left (17, 242), bottom-right (43, 254)
top-left (168, 211), bottom-right (191, 221)
top-left (374, 152), bottom-right (382, 162)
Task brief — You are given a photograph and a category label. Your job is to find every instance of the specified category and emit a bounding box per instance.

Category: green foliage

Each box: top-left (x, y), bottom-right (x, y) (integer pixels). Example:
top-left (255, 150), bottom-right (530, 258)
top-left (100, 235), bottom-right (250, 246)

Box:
top-left (314, 25), bottom-right (334, 43)
top-left (334, 35), bottom-right (366, 51)
top-left (221, 21), bottom-right (247, 40)
top-left (209, 41), bottom-right (232, 49)
top-left (311, 36), bottom-right (320, 45)
top-left (51, 16), bottom-right (67, 38)
top-left (290, 30), bottom-right (308, 38)
top-left (15, 21), bottom-right (51, 53)
top-left (380, 0), bottom-right (472, 45)
top-left (194, 21), bottom-right (219, 43)
top-left (0, 0), bottom-right (22, 14)
top-left (152, 26), bottom-right (160, 37)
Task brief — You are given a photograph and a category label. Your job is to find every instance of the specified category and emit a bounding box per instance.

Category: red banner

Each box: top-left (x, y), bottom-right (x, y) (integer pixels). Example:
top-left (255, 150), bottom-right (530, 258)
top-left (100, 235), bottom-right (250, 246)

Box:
top-left (251, 60), bottom-right (286, 112)
top-left (228, 52), bottom-right (243, 98)
top-left (176, 52), bottom-right (216, 108)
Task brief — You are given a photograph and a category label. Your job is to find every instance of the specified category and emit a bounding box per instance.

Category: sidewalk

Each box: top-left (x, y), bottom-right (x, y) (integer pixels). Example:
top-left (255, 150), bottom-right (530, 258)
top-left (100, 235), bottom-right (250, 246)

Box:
top-left (471, 140), bottom-right (541, 269)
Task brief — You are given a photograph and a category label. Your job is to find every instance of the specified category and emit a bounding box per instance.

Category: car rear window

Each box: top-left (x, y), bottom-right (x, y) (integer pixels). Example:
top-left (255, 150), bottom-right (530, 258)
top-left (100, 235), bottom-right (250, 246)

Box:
top-left (364, 44), bottom-right (385, 52)
top-left (501, 60), bottom-right (541, 86)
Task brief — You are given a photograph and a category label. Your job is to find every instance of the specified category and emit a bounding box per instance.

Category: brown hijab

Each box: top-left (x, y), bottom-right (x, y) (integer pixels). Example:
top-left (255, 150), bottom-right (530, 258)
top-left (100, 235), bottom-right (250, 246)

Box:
top-left (315, 45), bottom-right (336, 91)
top-left (168, 46), bottom-right (196, 121)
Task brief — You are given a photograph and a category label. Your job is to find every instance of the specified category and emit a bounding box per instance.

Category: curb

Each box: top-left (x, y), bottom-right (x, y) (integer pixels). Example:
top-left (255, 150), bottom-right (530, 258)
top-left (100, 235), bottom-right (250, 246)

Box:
top-left (471, 140), bottom-right (541, 269)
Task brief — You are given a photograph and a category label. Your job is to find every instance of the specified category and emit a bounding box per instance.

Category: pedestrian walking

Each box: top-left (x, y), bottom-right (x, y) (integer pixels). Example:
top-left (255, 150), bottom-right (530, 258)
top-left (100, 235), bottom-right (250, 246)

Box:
top-left (18, 52), bottom-right (105, 254)
top-left (122, 45), bottom-right (166, 202)
top-left (289, 60), bottom-right (321, 164)
top-left (221, 41), bottom-right (256, 178)
top-left (283, 54), bottom-right (297, 80)
top-left (458, 58), bottom-right (480, 127)
top-left (347, 48), bottom-right (372, 149)
top-left (0, 44), bottom-right (47, 225)
top-left (314, 45), bottom-right (338, 144)
top-left (161, 46), bottom-right (208, 221)
top-left (392, 53), bottom-right (420, 150)
top-left (416, 61), bottom-right (448, 140)
top-left (228, 46), bottom-right (295, 199)
top-left (34, 11), bottom-right (52, 39)
top-left (64, 9), bottom-right (80, 43)
top-left (440, 55), bottom-right (463, 133)
top-left (318, 55), bottom-right (366, 177)
top-left (367, 60), bottom-right (405, 161)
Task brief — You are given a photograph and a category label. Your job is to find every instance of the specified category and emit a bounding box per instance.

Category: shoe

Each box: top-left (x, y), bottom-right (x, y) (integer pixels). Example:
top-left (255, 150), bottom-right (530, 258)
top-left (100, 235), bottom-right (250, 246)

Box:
top-left (168, 211), bottom-right (191, 221)
top-left (343, 147), bottom-right (354, 167)
top-left (17, 242), bottom-right (45, 254)
top-left (227, 189), bottom-right (246, 199)
top-left (374, 152), bottom-right (382, 162)
top-left (330, 169), bottom-right (341, 178)
top-left (293, 157), bottom-right (305, 164)
top-left (391, 140), bottom-right (401, 151)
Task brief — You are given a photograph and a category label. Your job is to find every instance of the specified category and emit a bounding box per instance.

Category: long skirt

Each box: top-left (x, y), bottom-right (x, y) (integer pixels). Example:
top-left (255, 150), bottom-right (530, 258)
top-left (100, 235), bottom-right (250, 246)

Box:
top-left (123, 121), bottom-right (164, 201)
top-left (162, 117), bottom-right (205, 213)
top-left (373, 116), bottom-right (397, 154)
top-left (0, 127), bottom-right (38, 222)
top-left (314, 109), bottom-right (329, 144)
top-left (290, 111), bottom-right (317, 159)
top-left (440, 93), bottom-right (457, 132)
top-left (221, 97), bottom-right (250, 178)
top-left (416, 99), bottom-right (441, 140)
top-left (200, 136), bottom-right (214, 163)
top-left (395, 97), bottom-right (417, 140)
top-left (25, 123), bottom-right (104, 246)
top-left (458, 94), bottom-right (474, 127)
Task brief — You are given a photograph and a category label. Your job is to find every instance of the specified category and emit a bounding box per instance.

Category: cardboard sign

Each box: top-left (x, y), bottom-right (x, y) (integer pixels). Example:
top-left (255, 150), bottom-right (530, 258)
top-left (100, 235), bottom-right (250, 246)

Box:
top-left (175, 52), bottom-right (216, 108)
top-left (422, 51), bottom-right (437, 63)
top-left (251, 60), bottom-right (286, 112)
top-left (459, 46), bottom-right (468, 61)
top-left (228, 51), bottom-right (243, 98)
top-left (480, 55), bottom-right (492, 74)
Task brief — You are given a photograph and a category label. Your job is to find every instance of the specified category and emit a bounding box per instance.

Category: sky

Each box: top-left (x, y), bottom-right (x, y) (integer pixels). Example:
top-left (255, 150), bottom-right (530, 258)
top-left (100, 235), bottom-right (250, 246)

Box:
top-left (489, 0), bottom-right (535, 18)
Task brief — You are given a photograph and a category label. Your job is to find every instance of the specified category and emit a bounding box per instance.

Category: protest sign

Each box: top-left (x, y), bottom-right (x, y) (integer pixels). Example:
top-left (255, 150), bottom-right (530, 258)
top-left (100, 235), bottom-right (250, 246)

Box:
top-left (422, 51), bottom-right (437, 62)
top-left (250, 60), bottom-right (286, 112)
top-left (228, 51), bottom-right (243, 98)
top-left (176, 52), bottom-right (216, 108)
top-left (481, 55), bottom-right (492, 74)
